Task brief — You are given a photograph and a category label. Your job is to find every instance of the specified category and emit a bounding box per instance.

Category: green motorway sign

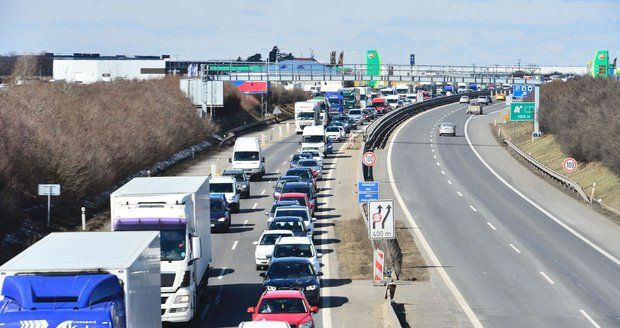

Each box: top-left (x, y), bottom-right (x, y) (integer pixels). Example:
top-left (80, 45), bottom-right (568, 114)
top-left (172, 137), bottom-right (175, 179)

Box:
top-left (510, 102), bottom-right (535, 121)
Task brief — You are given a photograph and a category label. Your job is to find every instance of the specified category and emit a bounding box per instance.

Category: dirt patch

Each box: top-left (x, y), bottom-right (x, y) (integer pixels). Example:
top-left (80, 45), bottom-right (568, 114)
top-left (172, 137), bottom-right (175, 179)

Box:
top-left (334, 213), bottom-right (374, 279)
top-left (394, 219), bottom-right (429, 281)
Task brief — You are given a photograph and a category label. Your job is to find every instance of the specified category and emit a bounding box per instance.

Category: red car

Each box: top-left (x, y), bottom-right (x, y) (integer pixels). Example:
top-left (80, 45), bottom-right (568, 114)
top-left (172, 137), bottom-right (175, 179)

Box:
top-left (248, 290), bottom-right (318, 327)
top-left (371, 98), bottom-right (388, 114)
top-left (278, 192), bottom-right (314, 214)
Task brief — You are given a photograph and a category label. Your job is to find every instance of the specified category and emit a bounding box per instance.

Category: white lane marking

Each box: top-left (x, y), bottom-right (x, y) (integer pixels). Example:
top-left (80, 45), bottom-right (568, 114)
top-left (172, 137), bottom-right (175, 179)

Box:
top-left (509, 243), bottom-right (521, 254)
top-left (261, 189), bottom-right (266, 195)
top-left (388, 103), bottom-right (484, 328)
top-left (252, 203), bottom-right (258, 209)
top-left (217, 267), bottom-right (227, 280)
top-left (457, 191), bottom-right (463, 197)
top-left (464, 115), bottom-right (620, 267)
top-left (243, 219), bottom-right (248, 225)
top-left (201, 285), bottom-right (223, 320)
top-left (231, 240), bottom-right (238, 250)
top-left (436, 162), bottom-right (440, 166)
top-left (441, 170), bottom-right (445, 175)
top-left (579, 309), bottom-right (602, 328)
top-left (486, 222), bottom-right (496, 230)
top-left (469, 205), bottom-right (478, 212)
top-left (431, 149), bottom-right (435, 153)
top-left (282, 161), bottom-right (287, 165)
top-left (447, 180), bottom-right (452, 185)
top-left (433, 155), bottom-right (437, 159)
top-left (539, 271), bottom-right (555, 285)
top-left (275, 169), bottom-right (280, 173)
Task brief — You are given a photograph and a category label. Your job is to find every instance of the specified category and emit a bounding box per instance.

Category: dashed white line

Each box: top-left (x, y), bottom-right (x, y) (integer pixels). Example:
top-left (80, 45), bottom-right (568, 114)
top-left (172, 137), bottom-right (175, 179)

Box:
top-left (457, 191), bottom-right (463, 197)
top-left (431, 149), bottom-right (435, 153)
top-left (261, 189), bottom-right (266, 195)
top-left (469, 205), bottom-right (477, 212)
top-left (441, 170), bottom-right (445, 175)
top-left (275, 169), bottom-right (280, 173)
top-left (282, 161), bottom-right (287, 165)
top-left (252, 203), bottom-right (258, 209)
top-left (436, 162), bottom-right (440, 166)
top-left (486, 222), bottom-right (496, 230)
top-left (539, 271), bottom-right (555, 285)
top-left (433, 155), bottom-right (437, 159)
top-left (509, 243), bottom-right (521, 254)
top-left (579, 309), bottom-right (601, 328)
top-left (231, 240), bottom-right (238, 250)
top-left (243, 219), bottom-right (248, 225)
top-left (447, 180), bottom-right (452, 185)
top-left (218, 267), bottom-right (227, 280)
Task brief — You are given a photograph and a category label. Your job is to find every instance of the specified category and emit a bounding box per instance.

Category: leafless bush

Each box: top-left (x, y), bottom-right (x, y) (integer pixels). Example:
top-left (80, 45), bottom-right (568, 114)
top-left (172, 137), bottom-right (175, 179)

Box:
top-left (0, 77), bottom-right (214, 231)
top-left (267, 85), bottom-right (309, 106)
top-left (540, 76), bottom-right (620, 174)
top-left (11, 54), bottom-right (38, 80)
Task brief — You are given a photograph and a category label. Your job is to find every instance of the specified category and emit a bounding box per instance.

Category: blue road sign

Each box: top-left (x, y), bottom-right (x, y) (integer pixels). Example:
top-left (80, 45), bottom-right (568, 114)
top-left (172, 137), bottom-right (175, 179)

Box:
top-left (513, 84), bottom-right (534, 98)
top-left (358, 181), bottom-right (379, 193)
top-left (358, 192), bottom-right (380, 203)
top-left (409, 54), bottom-right (415, 66)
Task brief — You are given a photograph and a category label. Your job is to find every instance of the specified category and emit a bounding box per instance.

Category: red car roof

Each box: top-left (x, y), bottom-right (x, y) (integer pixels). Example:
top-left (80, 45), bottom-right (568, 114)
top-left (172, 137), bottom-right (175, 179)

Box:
top-left (279, 192), bottom-right (307, 198)
top-left (262, 290), bottom-right (305, 299)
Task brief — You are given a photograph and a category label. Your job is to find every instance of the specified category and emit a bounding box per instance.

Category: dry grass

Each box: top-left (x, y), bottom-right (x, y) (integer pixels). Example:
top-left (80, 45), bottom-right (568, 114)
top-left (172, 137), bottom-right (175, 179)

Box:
top-left (335, 214), bottom-right (374, 279)
top-left (0, 77), bottom-right (214, 232)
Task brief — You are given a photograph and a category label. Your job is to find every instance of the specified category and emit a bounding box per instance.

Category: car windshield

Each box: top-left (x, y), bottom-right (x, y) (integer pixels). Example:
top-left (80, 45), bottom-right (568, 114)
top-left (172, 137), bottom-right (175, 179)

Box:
top-left (299, 160), bottom-right (317, 167)
top-left (328, 98), bottom-right (341, 105)
top-left (258, 298), bottom-right (307, 314)
top-left (268, 261), bottom-right (314, 278)
top-left (160, 230), bottom-right (186, 261)
top-left (326, 127), bottom-right (339, 132)
top-left (297, 112), bottom-right (315, 119)
top-left (270, 219), bottom-right (304, 231)
top-left (286, 170), bottom-right (311, 180)
top-left (260, 233), bottom-right (289, 245)
top-left (277, 178), bottom-right (299, 190)
top-left (334, 117), bottom-right (348, 122)
top-left (282, 185), bottom-right (310, 195)
top-left (276, 209), bottom-right (309, 221)
top-left (234, 151), bottom-right (259, 161)
top-left (387, 98), bottom-right (398, 103)
top-left (441, 123), bottom-right (453, 128)
top-left (349, 110), bottom-right (361, 115)
top-left (210, 199), bottom-right (224, 211)
top-left (211, 183), bottom-right (234, 193)
top-left (302, 135), bottom-right (324, 143)
top-left (274, 244), bottom-right (313, 258)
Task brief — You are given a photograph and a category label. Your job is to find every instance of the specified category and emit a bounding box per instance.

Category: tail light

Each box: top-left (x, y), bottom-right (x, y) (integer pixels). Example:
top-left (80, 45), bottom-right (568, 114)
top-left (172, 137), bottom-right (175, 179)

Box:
top-left (311, 170), bottom-right (318, 177)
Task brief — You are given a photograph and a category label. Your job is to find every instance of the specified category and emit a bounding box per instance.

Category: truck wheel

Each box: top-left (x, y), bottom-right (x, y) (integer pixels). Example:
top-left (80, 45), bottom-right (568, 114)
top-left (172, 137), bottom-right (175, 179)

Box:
top-left (256, 264), bottom-right (262, 270)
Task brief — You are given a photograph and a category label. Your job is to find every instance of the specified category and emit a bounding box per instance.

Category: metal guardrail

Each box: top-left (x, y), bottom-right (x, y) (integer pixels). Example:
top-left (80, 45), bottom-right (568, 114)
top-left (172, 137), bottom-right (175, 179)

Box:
top-left (218, 117), bottom-right (281, 148)
top-left (502, 138), bottom-right (590, 202)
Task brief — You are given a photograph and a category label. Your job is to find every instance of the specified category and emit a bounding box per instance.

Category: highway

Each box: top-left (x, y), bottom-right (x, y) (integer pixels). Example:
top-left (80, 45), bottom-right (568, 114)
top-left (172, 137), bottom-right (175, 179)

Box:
top-left (170, 128), bottom-right (341, 327)
top-left (387, 101), bottom-right (620, 327)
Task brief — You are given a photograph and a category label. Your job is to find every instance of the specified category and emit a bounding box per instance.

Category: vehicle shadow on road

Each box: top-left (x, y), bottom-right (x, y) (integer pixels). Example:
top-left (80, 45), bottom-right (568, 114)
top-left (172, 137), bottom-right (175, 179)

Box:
top-left (209, 267), bottom-right (235, 278)
top-left (314, 207), bottom-right (335, 213)
top-left (315, 214), bottom-right (340, 220)
top-left (248, 194), bottom-right (270, 200)
top-left (238, 208), bottom-right (264, 214)
top-left (320, 296), bottom-right (349, 308)
top-left (314, 222), bottom-right (335, 228)
top-left (316, 194), bottom-right (334, 198)
top-left (227, 226), bottom-right (254, 233)
top-left (313, 238), bottom-right (340, 246)
top-left (321, 278), bottom-right (352, 288)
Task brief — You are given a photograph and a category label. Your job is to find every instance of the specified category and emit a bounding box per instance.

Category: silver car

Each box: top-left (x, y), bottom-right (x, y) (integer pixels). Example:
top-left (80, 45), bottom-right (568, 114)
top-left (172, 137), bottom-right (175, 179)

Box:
top-left (438, 122), bottom-right (456, 136)
top-left (297, 159), bottom-right (322, 179)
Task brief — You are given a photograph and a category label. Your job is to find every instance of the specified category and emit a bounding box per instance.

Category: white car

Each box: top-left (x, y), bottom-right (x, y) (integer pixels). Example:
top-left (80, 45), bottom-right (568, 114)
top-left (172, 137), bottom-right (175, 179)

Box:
top-left (438, 122), bottom-right (456, 136)
top-left (459, 96), bottom-right (470, 104)
top-left (326, 125), bottom-right (345, 142)
top-left (477, 96), bottom-right (489, 105)
top-left (274, 206), bottom-right (316, 237)
top-left (269, 236), bottom-right (323, 274)
top-left (210, 176), bottom-right (241, 212)
top-left (253, 230), bottom-right (295, 270)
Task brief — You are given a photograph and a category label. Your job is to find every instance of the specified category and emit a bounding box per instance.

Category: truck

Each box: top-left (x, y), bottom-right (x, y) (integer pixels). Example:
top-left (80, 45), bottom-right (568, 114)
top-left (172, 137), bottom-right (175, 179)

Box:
top-left (457, 83), bottom-right (468, 93)
top-left (395, 84), bottom-right (411, 96)
top-left (0, 231), bottom-right (161, 327)
top-left (340, 88), bottom-right (359, 110)
top-left (301, 125), bottom-right (326, 155)
top-left (325, 91), bottom-right (344, 114)
top-left (380, 86), bottom-right (397, 97)
top-left (466, 103), bottom-right (483, 115)
top-left (306, 98), bottom-right (329, 126)
top-left (294, 101), bottom-right (321, 133)
top-left (468, 83), bottom-right (478, 92)
top-left (355, 86), bottom-right (372, 108)
top-left (231, 137), bottom-right (265, 180)
top-left (110, 176), bottom-right (211, 323)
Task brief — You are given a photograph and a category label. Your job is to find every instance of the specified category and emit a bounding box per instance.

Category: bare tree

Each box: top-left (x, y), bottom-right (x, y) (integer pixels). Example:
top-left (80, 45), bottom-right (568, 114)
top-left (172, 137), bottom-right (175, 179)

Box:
top-left (12, 54), bottom-right (38, 81)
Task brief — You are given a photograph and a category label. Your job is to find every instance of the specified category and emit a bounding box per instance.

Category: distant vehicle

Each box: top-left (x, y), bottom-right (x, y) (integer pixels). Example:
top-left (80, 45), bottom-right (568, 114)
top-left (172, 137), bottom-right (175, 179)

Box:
top-left (477, 96), bottom-right (489, 105)
top-left (222, 168), bottom-right (250, 198)
top-left (459, 96), bottom-right (470, 104)
top-left (253, 230), bottom-right (295, 270)
top-left (274, 176), bottom-right (303, 200)
top-left (331, 115), bottom-right (351, 132)
top-left (380, 86), bottom-right (397, 97)
top-left (302, 125), bottom-right (326, 155)
top-left (457, 83), bottom-right (468, 93)
top-left (405, 93), bottom-right (417, 104)
top-left (239, 321), bottom-right (291, 328)
top-left (285, 168), bottom-right (315, 187)
top-left (0, 231), bottom-right (161, 328)
top-left (278, 192), bottom-right (313, 215)
top-left (386, 95), bottom-right (400, 110)
top-left (326, 125), bottom-right (345, 141)
top-left (270, 236), bottom-right (322, 273)
top-left (210, 175), bottom-right (241, 212)
top-left (266, 200), bottom-right (301, 222)
top-left (297, 159), bottom-right (322, 180)
top-left (467, 103), bottom-right (483, 115)
top-left (329, 121), bottom-right (348, 133)
top-left (340, 87), bottom-right (360, 110)
top-left (361, 109), bottom-right (372, 122)
top-left (347, 115), bottom-right (359, 129)
top-left (366, 107), bottom-right (378, 119)
top-left (371, 98), bottom-right (389, 114)
top-left (438, 122), bottom-right (456, 137)
top-left (210, 194), bottom-right (231, 232)
top-left (280, 182), bottom-right (317, 205)
top-left (231, 137), bottom-right (265, 181)
top-left (325, 91), bottom-right (344, 113)
top-left (496, 93), bottom-right (506, 101)
top-left (260, 257), bottom-right (322, 306)
top-left (294, 101), bottom-right (321, 133)
top-left (274, 205), bottom-right (316, 236)
top-left (247, 290), bottom-right (317, 326)
top-left (302, 149), bottom-right (324, 167)
top-left (290, 152), bottom-right (313, 169)
top-left (268, 216), bottom-right (310, 237)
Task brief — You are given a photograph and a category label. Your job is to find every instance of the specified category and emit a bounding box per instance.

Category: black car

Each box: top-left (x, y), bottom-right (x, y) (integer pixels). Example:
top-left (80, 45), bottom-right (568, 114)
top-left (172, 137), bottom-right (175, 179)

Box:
top-left (260, 257), bottom-right (322, 306)
top-left (273, 175), bottom-right (303, 200)
top-left (281, 181), bottom-right (317, 204)
top-left (285, 168), bottom-right (315, 187)
top-left (268, 217), bottom-right (309, 237)
top-left (209, 194), bottom-right (231, 232)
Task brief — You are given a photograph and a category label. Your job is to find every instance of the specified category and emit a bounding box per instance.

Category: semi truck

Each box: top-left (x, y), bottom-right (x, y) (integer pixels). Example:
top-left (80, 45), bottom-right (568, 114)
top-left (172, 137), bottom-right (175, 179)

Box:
top-left (294, 101), bottom-right (321, 133)
top-left (0, 231), bottom-right (161, 327)
top-left (340, 88), bottom-right (359, 110)
top-left (306, 98), bottom-right (329, 126)
top-left (110, 176), bottom-right (211, 323)
top-left (325, 91), bottom-right (344, 114)
top-left (355, 87), bottom-right (372, 108)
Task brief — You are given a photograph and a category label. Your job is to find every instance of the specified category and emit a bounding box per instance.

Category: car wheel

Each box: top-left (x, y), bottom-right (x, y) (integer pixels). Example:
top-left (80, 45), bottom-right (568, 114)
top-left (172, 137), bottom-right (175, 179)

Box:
top-left (233, 203), bottom-right (240, 213)
top-left (452, 132), bottom-right (456, 137)
top-left (256, 264), bottom-right (262, 271)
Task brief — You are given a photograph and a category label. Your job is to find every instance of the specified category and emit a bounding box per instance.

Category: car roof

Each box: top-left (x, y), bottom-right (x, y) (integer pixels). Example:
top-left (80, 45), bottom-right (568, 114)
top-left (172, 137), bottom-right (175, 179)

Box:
top-left (272, 216), bottom-right (304, 222)
top-left (262, 229), bottom-right (295, 236)
top-left (287, 168), bottom-right (312, 173)
top-left (262, 290), bottom-right (305, 299)
top-left (210, 176), bottom-right (235, 183)
top-left (280, 192), bottom-right (307, 198)
top-left (274, 200), bottom-right (300, 206)
top-left (276, 236), bottom-right (312, 245)
top-left (239, 321), bottom-right (291, 328)
top-left (283, 182), bottom-right (310, 187)
top-left (276, 205), bottom-right (308, 211)
top-left (270, 256), bottom-right (312, 265)
top-left (298, 159), bottom-right (317, 163)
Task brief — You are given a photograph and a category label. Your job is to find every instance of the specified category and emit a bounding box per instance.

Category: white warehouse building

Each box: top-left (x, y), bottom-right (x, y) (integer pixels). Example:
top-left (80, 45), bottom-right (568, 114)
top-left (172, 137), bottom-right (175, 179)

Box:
top-left (52, 53), bottom-right (168, 84)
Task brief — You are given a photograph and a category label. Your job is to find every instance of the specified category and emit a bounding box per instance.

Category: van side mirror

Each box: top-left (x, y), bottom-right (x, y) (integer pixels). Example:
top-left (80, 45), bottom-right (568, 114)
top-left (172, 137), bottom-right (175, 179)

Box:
top-left (261, 157), bottom-right (265, 163)
top-left (191, 236), bottom-right (202, 261)
top-left (247, 307), bottom-right (255, 313)
top-left (311, 306), bottom-right (319, 313)
top-left (228, 158), bottom-right (232, 163)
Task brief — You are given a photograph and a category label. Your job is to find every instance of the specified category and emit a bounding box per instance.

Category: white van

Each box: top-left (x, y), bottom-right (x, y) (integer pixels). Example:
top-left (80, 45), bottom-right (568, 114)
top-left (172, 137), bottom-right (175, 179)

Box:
top-left (230, 137), bottom-right (265, 180)
top-left (301, 125), bottom-right (326, 155)
top-left (210, 176), bottom-right (240, 212)
top-left (386, 95), bottom-right (400, 109)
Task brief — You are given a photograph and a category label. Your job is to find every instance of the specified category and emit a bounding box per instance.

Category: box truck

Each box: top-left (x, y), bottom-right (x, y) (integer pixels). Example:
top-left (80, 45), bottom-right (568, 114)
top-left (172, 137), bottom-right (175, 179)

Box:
top-left (110, 176), bottom-right (211, 323)
top-left (0, 231), bottom-right (161, 328)
top-left (294, 101), bottom-right (321, 133)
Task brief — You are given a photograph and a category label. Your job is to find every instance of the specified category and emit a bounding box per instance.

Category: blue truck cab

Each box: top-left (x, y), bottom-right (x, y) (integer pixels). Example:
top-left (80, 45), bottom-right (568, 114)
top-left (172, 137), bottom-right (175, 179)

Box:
top-left (325, 92), bottom-right (344, 114)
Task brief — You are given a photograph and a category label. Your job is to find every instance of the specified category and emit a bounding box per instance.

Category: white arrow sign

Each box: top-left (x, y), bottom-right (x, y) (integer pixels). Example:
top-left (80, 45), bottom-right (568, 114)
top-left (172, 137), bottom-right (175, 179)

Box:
top-left (368, 200), bottom-right (395, 240)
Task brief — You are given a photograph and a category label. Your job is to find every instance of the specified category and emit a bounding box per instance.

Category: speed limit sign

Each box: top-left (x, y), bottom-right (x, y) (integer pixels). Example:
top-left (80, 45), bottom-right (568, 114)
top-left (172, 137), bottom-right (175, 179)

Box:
top-left (362, 151), bottom-right (377, 167)
top-left (563, 158), bottom-right (577, 173)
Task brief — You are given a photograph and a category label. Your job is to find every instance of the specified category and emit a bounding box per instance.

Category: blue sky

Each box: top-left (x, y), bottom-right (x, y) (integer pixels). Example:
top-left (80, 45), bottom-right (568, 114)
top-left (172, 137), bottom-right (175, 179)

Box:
top-left (1, 0), bottom-right (618, 66)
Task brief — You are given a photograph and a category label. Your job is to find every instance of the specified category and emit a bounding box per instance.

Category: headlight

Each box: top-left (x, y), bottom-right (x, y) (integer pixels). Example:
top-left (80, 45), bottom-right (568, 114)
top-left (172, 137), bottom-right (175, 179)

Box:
top-left (266, 285), bottom-right (277, 291)
top-left (173, 295), bottom-right (190, 304)
top-left (217, 217), bottom-right (226, 222)
top-left (305, 284), bottom-right (319, 291)
top-left (299, 321), bottom-right (314, 328)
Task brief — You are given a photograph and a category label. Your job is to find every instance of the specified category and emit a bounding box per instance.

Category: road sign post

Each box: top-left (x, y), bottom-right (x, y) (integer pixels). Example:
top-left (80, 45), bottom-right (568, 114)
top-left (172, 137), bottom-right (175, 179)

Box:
top-left (362, 151), bottom-right (377, 167)
top-left (368, 200), bottom-right (395, 239)
top-left (532, 85), bottom-right (542, 138)
top-left (38, 184), bottom-right (61, 227)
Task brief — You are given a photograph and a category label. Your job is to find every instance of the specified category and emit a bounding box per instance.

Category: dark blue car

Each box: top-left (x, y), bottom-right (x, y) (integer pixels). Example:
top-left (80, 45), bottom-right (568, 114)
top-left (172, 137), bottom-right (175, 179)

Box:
top-left (210, 194), bottom-right (231, 232)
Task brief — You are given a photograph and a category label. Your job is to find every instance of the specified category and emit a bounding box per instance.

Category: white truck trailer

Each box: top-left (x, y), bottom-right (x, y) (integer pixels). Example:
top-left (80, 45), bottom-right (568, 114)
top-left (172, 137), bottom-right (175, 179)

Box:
top-left (110, 176), bottom-right (211, 323)
top-left (0, 231), bottom-right (161, 328)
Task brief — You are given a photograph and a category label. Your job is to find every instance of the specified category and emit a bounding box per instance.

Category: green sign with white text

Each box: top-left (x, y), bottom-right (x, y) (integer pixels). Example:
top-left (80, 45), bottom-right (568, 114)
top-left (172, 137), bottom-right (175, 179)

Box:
top-left (510, 102), bottom-right (535, 121)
